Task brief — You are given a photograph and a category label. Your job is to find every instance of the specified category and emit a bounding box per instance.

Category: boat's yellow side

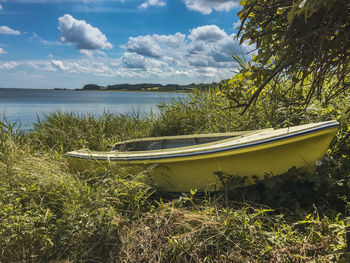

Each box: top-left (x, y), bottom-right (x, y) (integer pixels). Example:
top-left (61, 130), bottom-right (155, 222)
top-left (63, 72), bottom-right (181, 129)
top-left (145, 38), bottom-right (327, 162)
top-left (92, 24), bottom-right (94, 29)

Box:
top-left (66, 125), bottom-right (338, 192)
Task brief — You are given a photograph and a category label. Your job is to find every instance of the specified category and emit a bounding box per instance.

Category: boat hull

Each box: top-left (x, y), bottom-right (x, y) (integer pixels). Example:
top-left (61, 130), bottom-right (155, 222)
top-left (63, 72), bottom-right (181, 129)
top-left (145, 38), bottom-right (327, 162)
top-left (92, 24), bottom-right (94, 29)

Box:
top-left (66, 122), bottom-right (338, 192)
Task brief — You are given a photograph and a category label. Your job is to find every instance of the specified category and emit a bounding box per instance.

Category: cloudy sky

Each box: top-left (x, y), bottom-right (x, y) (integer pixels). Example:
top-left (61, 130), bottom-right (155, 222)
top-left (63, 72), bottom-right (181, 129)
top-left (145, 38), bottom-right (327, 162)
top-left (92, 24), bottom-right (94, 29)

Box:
top-left (0, 0), bottom-right (249, 89)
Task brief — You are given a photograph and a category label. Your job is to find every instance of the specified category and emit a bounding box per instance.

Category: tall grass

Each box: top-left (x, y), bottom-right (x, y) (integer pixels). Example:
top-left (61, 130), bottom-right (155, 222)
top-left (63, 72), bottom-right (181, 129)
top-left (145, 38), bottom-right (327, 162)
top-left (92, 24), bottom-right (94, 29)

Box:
top-left (29, 110), bottom-right (154, 153)
top-left (0, 87), bottom-right (349, 262)
top-left (0, 118), bottom-right (153, 262)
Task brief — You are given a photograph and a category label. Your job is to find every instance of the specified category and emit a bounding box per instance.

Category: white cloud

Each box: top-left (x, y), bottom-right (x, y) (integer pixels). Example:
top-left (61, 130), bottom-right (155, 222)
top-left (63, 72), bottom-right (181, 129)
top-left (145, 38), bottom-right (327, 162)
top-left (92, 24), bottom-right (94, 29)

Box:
top-left (186, 25), bottom-right (250, 68)
top-left (30, 32), bottom-right (63, 46)
top-left (122, 35), bottom-right (162, 58)
top-left (5, 24), bottom-right (251, 85)
top-left (0, 61), bottom-right (17, 70)
top-left (51, 60), bottom-right (69, 71)
top-left (189, 25), bottom-right (227, 42)
top-left (122, 24), bottom-right (251, 72)
top-left (80, 49), bottom-right (94, 58)
top-left (184, 0), bottom-right (240, 14)
top-left (0, 48), bottom-right (6, 54)
top-left (139, 0), bottom-right (166, 9)
top-left (154, 33), bottom-right (186, 47)
top-left (233, 19), bottom-right (241, 29)
top-left (30, 58), bottom-right (116, 77)
top-left (0, 4), bottom-right (3, 10)
top-left (122, 33), bottom-right (186, 58)
top-left (80, 49), bottom-right (107, 58)
top-left (0, 26), bottom-right (21, 35)
top-left (121, 53), bottom-right (146, 69)
top-left (58, 14), bottom-right (112, 50)
top-left (211, 37), bottom-right (238, 62)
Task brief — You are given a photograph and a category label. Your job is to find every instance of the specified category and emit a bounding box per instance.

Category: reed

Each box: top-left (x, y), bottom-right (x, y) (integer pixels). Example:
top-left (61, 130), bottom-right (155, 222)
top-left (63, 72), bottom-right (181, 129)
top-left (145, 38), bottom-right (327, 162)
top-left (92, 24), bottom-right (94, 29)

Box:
top-left (29, 110), bottom-right (154, 152)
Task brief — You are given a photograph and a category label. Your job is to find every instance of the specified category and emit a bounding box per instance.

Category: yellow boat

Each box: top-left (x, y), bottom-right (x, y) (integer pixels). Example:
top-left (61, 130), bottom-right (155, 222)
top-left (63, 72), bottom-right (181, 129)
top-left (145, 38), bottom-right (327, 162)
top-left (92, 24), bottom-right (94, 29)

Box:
top-left (65, 120), bottom-right (339, 192)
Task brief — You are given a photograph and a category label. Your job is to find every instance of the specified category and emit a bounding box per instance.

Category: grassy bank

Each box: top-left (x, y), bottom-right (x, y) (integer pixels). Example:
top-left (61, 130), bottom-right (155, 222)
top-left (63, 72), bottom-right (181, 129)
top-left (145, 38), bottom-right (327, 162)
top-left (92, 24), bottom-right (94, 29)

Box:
top-left (1, 87), bottom-right (349, 262)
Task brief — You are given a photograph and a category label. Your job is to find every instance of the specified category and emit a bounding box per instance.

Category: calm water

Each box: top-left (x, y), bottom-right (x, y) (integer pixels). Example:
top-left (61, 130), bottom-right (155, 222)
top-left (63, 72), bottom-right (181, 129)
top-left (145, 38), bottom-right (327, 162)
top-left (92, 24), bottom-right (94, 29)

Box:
top-left (0, 88), bottom-right (186, 130)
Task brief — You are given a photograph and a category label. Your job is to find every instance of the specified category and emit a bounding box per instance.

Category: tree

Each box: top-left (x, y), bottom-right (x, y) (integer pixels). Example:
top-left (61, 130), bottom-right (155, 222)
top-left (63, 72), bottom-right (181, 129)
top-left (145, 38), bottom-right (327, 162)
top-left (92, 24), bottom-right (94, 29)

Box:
top-left (225, 0), bottom-right (350, 113)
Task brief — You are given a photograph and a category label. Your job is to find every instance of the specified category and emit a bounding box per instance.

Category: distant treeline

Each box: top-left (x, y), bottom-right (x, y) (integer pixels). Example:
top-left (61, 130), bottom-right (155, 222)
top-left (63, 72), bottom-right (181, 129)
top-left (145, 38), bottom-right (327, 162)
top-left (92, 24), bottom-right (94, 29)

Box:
top-left (80, 82), bottom-right (217, 92)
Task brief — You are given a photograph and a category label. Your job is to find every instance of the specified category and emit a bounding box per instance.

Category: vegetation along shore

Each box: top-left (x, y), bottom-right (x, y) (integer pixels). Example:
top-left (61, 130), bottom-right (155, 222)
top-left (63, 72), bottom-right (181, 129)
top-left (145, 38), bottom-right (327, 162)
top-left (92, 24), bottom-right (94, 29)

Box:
top-left (53, 82), bottom-right (215, 93)
top-left (1, 0), bottom-right (350, 262)
top-left (79, 82), bottom-right (214, 92)
top-left (1, 81), bottom-right (349, 262)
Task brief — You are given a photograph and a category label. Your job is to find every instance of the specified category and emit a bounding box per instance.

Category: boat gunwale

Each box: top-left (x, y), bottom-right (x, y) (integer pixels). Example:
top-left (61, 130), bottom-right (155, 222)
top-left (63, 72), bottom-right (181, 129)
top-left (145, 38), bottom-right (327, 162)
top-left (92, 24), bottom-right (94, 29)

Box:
top-left (113, 131), bottom-right (254, 145)
top-left (65, 121), bottom-right (339, 161)
top-left (111, 129), bottom-right (273, 152)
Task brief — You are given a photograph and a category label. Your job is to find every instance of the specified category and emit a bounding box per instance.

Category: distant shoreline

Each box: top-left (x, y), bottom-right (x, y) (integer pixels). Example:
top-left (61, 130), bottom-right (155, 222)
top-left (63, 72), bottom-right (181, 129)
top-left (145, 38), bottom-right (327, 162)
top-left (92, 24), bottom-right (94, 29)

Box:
top-left (54, 88), bottom-right (189, 93)
top-left (71, 82), bottom-right (216, 93)
top-left (0, 87), bottom-right (186, 93)
top-left (0, 81), bottom-right (217, 93)
top-left (0, 82), bottom-right (217, 93)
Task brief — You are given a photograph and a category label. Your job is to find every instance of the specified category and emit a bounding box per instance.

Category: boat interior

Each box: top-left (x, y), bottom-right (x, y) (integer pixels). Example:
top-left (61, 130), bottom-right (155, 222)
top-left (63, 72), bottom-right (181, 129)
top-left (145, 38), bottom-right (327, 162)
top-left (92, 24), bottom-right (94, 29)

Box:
top-left (112, 130), bottom-right (266, 152)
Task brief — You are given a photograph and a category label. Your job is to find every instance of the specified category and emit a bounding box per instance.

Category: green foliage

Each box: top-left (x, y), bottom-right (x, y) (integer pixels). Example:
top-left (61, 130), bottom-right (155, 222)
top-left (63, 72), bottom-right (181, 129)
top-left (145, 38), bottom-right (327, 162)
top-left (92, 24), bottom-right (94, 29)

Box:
top-left (1, 84), bottom-right (349, 261)
top-left (222, 166), bottom-right (350, 212)
top-left (233, 0), bottom-right (350, 110)
top-left (151, 85), bottom-right (286, 136)
top-left (82, 83), bottom-right (104, 90)
top-left (120, 201), bottom-right (348, 262)
top-left (151, 88), bottom-right (239, 136)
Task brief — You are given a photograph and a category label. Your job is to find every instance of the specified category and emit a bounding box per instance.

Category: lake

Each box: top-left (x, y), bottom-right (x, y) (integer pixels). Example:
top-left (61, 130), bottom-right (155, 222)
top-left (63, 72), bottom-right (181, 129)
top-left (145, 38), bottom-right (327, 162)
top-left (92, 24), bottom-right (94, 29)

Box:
top-left (0, 88), bottom-right (186, 130)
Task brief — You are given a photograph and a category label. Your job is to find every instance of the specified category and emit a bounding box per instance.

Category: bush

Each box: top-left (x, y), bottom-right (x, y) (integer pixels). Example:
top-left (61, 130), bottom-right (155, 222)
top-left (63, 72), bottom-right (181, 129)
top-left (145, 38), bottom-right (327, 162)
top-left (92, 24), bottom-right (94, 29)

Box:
top-left (120, 200), bottom-right (348, 262)
top-left (0, 121), bottom-right (153, 261)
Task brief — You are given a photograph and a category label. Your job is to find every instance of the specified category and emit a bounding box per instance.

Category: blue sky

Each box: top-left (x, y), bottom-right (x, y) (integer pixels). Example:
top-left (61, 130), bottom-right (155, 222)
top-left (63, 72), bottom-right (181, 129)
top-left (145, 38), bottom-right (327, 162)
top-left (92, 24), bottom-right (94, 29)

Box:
top-left (0, 0), bottom-right (249, 89)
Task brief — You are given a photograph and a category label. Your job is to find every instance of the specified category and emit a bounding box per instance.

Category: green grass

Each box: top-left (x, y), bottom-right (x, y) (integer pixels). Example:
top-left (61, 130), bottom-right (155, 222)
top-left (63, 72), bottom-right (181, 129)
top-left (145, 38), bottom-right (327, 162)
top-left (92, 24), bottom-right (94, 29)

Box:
top-left (29, 110), bottom-right (154, 152)
top-left (0, 87), bottom-right (349, 262)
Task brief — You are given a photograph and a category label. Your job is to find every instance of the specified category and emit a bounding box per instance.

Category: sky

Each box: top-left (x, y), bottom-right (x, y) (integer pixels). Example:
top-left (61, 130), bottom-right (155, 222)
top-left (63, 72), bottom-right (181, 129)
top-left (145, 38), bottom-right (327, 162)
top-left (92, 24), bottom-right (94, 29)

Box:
top-left (0, 0), bottom-right (250, 89)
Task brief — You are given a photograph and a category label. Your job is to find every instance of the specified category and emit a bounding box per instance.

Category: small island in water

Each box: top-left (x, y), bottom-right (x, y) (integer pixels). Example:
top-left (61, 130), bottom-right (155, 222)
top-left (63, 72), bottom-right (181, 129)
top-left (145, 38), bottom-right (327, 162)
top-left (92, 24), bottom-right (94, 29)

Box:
top-left (76, 82), bottom-right (217, 92)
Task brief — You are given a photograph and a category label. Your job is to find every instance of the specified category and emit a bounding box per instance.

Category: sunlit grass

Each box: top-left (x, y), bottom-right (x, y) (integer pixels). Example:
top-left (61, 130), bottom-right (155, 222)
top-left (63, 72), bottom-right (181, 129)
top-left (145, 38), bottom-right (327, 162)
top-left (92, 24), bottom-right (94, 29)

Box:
top-left (0, 87), bottom-right (349, 262)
